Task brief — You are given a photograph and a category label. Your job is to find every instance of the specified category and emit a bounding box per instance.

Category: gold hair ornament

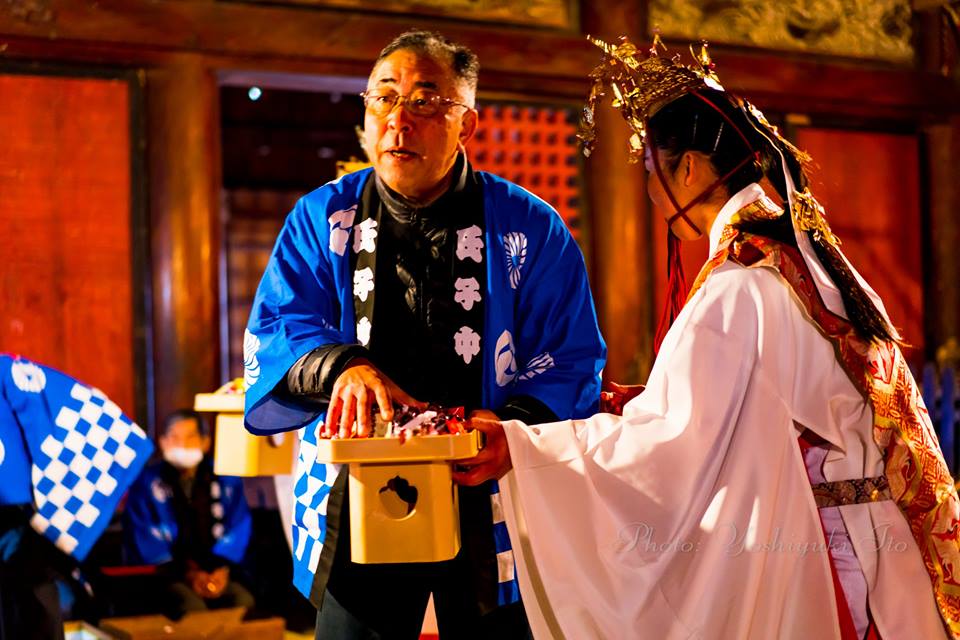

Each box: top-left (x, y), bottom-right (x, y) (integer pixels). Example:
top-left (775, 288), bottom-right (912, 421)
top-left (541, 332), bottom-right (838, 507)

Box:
top-left (792, 188), bottom-right (841, 247)
top-left (580, 32), bottom-right (842, 250)
top-left (577, 33), bottom-right (722, 162)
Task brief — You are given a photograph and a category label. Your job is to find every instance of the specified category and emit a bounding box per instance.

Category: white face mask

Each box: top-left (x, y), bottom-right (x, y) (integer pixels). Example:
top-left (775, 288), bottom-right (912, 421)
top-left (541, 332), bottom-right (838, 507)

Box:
top-left (163, 446), bottom-right (204, 470)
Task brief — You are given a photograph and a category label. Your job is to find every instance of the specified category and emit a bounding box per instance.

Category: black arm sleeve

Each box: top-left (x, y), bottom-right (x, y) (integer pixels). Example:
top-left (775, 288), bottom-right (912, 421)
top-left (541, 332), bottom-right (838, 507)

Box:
top-left (284, 344), bottom-right (370, 402)
top-left (496, 394), bottom-right (558, 425)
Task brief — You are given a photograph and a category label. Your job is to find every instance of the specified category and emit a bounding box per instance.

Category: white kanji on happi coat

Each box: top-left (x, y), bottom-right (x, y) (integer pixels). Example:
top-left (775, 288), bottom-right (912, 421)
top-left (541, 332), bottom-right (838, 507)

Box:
top-left (454, 326), bottom-right (481, 364)
top-left (353, 267), bottom-right (375, 302)
top-left (356, 317), bottom-right (372, 346)
top-left (456, 225), bottom-right (484, 263)
top-left (454, 277), bottom-right (482, 311)
top-left (353, 218), bottom-right (378, 254)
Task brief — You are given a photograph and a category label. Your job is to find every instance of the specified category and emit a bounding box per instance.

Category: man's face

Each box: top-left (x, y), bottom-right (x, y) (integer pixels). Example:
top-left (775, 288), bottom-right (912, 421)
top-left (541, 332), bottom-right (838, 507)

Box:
top-left (159, 417), bottom-right (209, 455)
top-left (362, 49), bottom-right (477, 202)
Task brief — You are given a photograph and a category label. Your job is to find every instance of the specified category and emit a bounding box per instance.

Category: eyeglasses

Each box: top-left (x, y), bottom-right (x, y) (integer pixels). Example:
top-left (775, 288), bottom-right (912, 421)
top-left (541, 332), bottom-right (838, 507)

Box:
top-left (360, 89), bottom-right (471, 118)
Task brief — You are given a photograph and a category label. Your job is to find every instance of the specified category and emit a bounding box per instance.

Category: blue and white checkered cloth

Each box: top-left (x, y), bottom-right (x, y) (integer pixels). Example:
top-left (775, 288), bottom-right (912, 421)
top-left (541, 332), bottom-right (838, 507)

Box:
top-left (290, 423), bottom-right (336, 596)
top-left (0, 355), bottom-right (153, 560)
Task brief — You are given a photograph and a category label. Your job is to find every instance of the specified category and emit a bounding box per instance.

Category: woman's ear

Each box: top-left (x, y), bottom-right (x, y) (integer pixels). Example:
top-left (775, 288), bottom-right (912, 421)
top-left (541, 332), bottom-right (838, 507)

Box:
top-left (681, 151), bottom-right (697, 187)
top-left (681, 151), bottom-right (715, 188)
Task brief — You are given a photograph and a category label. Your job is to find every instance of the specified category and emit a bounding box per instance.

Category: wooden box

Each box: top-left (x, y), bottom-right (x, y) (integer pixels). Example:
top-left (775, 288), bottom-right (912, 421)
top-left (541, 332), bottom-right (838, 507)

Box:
top-left (316, 431), bottom-right (481, 563)
top-left (194, 393), bottom-right (294, 477)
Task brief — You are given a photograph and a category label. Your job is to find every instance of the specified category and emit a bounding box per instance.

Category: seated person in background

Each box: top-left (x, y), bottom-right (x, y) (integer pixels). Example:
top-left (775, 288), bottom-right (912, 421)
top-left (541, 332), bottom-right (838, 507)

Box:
top-left (123, 409), bottom-right (254, 619)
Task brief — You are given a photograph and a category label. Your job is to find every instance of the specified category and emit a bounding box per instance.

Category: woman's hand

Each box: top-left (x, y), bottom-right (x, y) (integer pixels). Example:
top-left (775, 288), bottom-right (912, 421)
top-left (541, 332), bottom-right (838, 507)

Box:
top-left (453, 412), bottom-right (513, 486)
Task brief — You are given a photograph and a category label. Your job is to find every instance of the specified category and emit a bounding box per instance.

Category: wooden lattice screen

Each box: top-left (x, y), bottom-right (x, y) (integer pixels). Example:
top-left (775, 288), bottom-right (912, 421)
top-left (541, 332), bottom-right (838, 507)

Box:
top-left (469, 104), bottom-right (583, 240)
top-left (223, 189), bottom-right (295, 380)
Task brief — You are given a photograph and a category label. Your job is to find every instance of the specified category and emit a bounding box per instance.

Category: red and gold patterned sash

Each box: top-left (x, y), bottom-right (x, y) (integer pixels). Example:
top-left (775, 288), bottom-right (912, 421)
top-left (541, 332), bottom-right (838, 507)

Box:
top-left (688, 216), bottom-right (960, 637)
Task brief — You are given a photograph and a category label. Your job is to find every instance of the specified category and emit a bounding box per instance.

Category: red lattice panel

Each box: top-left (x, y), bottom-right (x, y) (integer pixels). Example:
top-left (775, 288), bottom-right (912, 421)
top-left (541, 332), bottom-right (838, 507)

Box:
top-left (469, 104), bottom-right (582, 239)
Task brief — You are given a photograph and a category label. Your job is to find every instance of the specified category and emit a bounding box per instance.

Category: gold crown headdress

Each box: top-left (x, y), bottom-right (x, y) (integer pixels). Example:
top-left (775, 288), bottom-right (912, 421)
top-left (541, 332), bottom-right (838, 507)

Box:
top-left (578, 33), bottom-right (722, 162)
top-left (578, 33), bottom-right (838, 248)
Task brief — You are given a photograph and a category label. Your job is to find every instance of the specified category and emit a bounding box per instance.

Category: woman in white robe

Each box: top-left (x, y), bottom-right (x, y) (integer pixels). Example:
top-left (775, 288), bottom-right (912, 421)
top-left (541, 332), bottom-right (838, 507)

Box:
top-left (454, 40), bottom-right (960, 640)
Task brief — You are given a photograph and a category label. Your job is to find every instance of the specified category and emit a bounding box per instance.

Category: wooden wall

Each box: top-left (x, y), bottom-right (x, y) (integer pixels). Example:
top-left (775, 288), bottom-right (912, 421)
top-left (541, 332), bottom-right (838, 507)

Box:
top-left (0, 71), bottom-right (141, 417)
top-left (797, 128), bottom-right (925, 364)
top-left (1, 0), bottom-right (958, 426)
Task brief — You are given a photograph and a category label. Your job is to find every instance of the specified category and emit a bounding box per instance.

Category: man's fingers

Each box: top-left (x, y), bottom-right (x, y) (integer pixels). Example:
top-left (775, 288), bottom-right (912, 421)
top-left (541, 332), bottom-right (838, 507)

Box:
top-left (338, 391), bottom-right (357, 439)
top-left (372, 383), bottom-right (393, 422)
top-left (356, 386), bottom-right (373, 437)
top-left (324, 393), bottom-right (343, 438)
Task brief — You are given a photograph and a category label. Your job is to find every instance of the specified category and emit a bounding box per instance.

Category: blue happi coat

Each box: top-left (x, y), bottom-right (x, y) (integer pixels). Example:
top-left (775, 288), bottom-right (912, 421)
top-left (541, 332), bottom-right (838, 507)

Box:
top-left (0, 354), bottom-right (153, 561)
top-left (243, 168), bottom-right (606, 602)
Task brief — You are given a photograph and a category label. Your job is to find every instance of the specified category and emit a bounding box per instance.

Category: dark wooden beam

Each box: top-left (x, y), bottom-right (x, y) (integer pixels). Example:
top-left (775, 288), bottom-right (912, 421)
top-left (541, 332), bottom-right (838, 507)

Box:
top-left (0, 1), bottom-right (597, 82)
top-left (1, 0), bottom-right (959, 114)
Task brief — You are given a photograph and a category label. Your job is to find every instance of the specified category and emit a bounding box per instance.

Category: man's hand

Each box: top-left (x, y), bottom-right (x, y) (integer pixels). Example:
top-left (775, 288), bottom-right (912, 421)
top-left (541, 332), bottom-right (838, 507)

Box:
top-left (452, 411), bottom-right (512, 486)
top-left (187, 567), bottom-right (211, 599)
top-left (323, 358), bottom-right (423, 438)
top-left (207, 566), bottom-right (229, 599)
top-left (187, 564), bottom-right (228, 599)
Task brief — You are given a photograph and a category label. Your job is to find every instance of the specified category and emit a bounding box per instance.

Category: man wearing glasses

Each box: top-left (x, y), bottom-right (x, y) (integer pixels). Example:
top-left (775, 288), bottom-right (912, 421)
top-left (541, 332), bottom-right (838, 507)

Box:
top-left (243, 30), bottom-right (605, 638)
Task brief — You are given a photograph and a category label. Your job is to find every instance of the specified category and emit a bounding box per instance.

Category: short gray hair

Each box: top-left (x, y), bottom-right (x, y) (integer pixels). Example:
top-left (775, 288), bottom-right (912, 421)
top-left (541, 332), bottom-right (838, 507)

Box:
top-left (375, 30), bottom-right (479, 95)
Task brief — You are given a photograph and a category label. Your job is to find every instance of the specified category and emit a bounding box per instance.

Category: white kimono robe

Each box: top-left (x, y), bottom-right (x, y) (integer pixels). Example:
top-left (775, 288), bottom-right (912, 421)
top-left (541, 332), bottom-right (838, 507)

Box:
top-left (499, 186), bottom-right (947, 639)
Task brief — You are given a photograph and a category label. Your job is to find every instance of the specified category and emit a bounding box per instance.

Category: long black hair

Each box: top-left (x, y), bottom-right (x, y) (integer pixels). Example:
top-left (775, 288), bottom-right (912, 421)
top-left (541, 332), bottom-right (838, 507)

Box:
top-left (648, 88), bottom-right (898, 344)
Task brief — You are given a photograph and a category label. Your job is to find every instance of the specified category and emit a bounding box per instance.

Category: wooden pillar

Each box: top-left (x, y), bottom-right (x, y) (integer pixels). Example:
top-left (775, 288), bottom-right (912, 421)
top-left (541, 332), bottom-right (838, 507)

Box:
top-left (917, 7), bottom-right (960, 363)
top-left (581, 0), bottom-right (654, 383)
top-left (147, 55), bottom-right (222, 428)
top-left (925, 116), bottom-right (960, 361)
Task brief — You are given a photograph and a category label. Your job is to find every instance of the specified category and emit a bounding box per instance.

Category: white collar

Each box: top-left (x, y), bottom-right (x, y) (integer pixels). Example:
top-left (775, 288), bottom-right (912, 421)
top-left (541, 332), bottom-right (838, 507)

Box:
top-left (702, 182), bottom-right (893, 332)
top-left (708, 183), bottom-right (766, 256)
